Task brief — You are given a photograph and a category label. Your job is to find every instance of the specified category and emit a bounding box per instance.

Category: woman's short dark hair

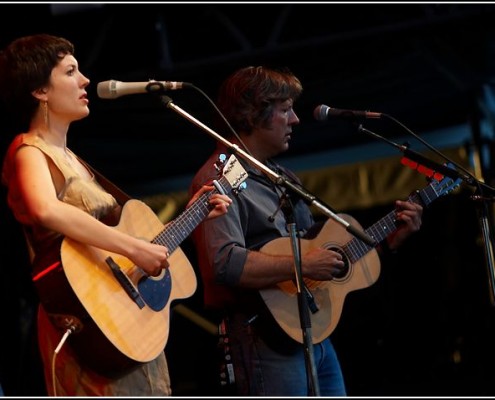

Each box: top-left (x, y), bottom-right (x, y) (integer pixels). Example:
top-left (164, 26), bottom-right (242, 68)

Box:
top-left (216, 66), bottom-right (303, 137)
top-left (0, 34), bottom-right (74, 131)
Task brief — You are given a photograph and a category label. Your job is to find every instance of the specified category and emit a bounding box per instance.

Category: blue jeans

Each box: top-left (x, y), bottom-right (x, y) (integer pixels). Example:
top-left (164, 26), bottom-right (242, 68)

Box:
top-left (223, 311), bottom-right (347, 396)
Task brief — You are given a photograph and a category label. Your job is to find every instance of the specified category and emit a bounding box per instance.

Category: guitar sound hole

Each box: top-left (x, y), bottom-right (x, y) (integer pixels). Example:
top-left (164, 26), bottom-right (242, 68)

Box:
top-left (328, 246), bottom-right (349, 280)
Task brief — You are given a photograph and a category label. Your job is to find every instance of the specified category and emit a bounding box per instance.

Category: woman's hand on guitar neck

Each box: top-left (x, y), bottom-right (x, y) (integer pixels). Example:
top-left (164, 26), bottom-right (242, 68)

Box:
top-left (187, 184), bottom-right (232, 220)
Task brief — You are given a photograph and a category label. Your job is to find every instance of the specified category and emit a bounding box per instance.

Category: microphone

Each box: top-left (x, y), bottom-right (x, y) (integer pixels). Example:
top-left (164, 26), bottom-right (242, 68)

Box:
top-left (314, 104), bottom-right (382, 121)
top-left (97, 79), bottom-right (191, 99)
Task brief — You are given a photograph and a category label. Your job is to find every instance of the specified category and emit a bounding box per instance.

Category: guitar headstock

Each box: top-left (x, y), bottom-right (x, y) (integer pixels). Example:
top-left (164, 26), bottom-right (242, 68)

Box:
top-left (401, 156), bottom-right (463, 196)
top-left (429, 164), bottom-right (463, 198)
top-left (410, 162), bottom-right (462, 208)
top-left (214, 153), bottom-right (248, 195)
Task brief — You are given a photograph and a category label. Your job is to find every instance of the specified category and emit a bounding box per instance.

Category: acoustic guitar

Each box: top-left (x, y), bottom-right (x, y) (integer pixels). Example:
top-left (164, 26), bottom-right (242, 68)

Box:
top-left (34, 154), bottom-right (247, 378)
top-left (259, 170), bottom-right (461, 344)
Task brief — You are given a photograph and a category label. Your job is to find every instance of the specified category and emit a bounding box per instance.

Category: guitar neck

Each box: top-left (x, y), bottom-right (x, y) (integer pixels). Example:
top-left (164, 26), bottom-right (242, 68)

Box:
top-left (150, 176), bottom-right (226, 253)
top-left (345, 183), bottom-right (440, 263)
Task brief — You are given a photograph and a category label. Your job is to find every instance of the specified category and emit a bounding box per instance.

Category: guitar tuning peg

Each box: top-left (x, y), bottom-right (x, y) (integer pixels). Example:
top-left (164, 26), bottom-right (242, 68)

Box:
top-left (214, 153), bottom-right (228, 172)
top-left (232, 181), bottom-right (247, 196)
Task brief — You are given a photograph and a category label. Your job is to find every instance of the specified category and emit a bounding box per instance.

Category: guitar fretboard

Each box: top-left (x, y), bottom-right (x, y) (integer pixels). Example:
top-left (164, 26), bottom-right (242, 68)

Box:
top-left (343, 180), bottom-right (444, 263)
top-left (151, 175), bottom-right (229, 252)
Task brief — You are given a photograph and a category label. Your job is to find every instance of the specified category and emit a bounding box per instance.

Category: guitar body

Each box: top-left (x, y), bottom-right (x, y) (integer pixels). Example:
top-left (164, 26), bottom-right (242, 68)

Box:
top-left (259, 214), bottom-right (380, 344)
top-left (37, 199), bottom-right (196, 377)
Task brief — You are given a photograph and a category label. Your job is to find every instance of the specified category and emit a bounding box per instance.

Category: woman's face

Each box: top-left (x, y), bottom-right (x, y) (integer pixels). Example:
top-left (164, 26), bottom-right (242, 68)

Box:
top-left (44, 54), bottom-right (90, 124)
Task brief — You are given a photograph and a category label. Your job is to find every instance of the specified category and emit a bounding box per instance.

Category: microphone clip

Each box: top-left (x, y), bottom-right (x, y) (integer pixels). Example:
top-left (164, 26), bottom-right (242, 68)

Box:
top-left (268, 192), bottom-right (290, 223)
top-left (146, 80), bottom-right (169, 94)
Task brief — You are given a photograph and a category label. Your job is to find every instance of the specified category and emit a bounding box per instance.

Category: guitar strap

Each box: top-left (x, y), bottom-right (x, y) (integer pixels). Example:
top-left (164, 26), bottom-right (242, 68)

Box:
top-left (78, 158), bottom-right (133, 206)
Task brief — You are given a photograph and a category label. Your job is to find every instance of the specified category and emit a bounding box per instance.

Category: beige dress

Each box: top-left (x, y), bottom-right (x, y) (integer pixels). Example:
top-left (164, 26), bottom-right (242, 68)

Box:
top-left (2, 134), bottom-right (171, 396)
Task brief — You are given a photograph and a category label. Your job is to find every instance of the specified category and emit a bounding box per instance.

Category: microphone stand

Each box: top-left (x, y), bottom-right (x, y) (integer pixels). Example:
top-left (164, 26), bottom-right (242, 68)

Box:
top-left (358, 124), bottom-right (495, 306)
top-left (281, 194), bottom-right (320, 396)
top-left (160, 95), bottom-right (376, 247)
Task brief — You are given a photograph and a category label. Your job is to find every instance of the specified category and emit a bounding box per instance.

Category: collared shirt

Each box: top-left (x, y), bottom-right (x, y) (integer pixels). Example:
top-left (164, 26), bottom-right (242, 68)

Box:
top-left (189, 144), bottom-right (314, 309)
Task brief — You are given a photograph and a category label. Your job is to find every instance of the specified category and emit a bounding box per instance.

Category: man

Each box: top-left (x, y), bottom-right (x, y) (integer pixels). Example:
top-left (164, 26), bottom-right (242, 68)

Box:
top-left (189, 66), bottom-right (423, 396)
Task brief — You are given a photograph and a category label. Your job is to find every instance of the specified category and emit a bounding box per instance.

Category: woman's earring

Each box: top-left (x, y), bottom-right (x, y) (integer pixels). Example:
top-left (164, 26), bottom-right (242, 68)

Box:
top-left (42, 101), bottom-right (49, 128)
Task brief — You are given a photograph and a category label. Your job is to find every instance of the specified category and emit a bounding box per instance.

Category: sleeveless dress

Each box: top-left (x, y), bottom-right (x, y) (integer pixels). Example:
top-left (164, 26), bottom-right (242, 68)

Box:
top-left (1, 134), bottom-right (171, 396)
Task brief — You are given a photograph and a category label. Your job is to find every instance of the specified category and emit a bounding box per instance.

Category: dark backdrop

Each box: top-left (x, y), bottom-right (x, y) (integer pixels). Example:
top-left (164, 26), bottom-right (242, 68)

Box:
top-left (1, 2), bottom-right (495, 397)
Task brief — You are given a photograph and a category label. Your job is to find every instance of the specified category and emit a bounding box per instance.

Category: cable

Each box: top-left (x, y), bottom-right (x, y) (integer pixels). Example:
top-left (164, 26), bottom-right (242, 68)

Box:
top-left (50, 326), bottom-right (76, 397)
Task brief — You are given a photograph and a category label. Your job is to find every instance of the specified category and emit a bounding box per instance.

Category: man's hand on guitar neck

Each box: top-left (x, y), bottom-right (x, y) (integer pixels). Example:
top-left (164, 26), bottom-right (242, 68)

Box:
top-left (385, 199), bottom-right (423, 252)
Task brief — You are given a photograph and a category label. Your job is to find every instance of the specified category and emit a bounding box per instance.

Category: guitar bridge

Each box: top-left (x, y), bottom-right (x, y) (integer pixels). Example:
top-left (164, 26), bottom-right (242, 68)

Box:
top-left (106, 257), bottom-right (146, 309)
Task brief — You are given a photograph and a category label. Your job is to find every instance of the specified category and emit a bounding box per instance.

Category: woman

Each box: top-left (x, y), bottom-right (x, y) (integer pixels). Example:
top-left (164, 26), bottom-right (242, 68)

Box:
top-left (0, 33), bottom-right (231, 396)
